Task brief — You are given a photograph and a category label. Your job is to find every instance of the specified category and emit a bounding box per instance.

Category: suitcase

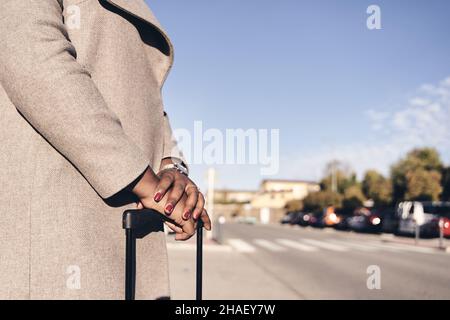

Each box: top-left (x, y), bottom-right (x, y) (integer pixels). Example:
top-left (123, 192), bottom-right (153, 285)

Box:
top-left (122, 208), bottom-right (203, 300)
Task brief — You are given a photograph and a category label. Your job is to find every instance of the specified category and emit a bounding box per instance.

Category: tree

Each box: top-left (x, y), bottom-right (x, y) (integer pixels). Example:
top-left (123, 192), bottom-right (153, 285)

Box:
top-left (303, 191), bottom-right (343, 213)
top-left (362, 170), bottom-right (392, 206)
top-left (405, 168), bottom-right (442, 201)
top-left (321, 160), bottom-right (358, 194)
top-left (391, 148), bottom-right (443, 203)
top-left (285, 199), bottom-right (303, 212)
top-left (342, 185), bottom-right (366, 214)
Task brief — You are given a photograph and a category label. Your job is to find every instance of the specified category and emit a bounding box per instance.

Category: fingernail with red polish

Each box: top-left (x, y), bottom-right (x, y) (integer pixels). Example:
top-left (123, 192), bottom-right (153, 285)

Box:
top-left (154, 192), bottom-right (162, 202)
top-left (165, 204), bottom-right (173, 215)
top-left (183, 210), bottom-right (191, 220)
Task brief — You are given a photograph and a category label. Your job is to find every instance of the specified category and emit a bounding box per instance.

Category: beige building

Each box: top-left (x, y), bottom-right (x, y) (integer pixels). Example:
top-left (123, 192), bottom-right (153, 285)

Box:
top-left (214, 189), bottom-right (256, 205)
top-left (213, 179), bottom-right (320, 224)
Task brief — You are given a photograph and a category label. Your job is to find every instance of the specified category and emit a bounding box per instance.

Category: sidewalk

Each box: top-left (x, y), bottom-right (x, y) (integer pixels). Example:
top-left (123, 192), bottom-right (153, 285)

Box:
top-left (380, 233), bottom-right (450, 252)
top-left (166, 234), bottom-right (300, 300)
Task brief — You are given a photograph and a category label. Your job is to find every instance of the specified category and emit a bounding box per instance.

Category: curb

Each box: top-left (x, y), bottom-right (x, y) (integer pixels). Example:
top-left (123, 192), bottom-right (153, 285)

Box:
top-left (380, 238), bottom-right (449, 253)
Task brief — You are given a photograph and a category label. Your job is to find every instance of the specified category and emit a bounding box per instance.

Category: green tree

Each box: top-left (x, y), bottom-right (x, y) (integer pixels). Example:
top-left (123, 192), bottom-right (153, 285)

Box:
top-left (391, 148), bottom-right (443, 203)
top-left (405, 168), bottom-right (442, 201)
top-left (303, 191), bottom-right (343, 212)
top-left (362, 170), bottom-right (392, 206)
top-left (341, 185), bottom-right (366, 214)
top-left (321, 160), bottom-right (358, 194)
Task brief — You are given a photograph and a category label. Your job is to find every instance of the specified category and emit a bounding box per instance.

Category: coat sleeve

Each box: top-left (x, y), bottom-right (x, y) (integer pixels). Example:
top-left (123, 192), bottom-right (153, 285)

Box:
top-left (0, 0), bottom-right (150, 199)
top-left (162, 112), bottom-right (188, 167)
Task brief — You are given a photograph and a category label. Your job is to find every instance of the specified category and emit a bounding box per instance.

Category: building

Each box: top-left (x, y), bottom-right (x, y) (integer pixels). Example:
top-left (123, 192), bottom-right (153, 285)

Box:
top-left (251, 179), bottom-right (321, 223)
top-left (212, 179), bottom-right (320, 224)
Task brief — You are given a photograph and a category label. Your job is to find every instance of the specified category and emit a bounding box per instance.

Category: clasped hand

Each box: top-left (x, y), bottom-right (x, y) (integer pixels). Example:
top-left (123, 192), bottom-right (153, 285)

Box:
top-left (133, 166), bottom-right (211, 241)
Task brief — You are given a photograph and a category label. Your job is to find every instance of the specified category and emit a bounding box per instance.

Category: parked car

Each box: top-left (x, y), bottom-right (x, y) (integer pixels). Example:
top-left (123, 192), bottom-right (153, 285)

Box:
top-left (322, 206), bottom-right (343, 227)
top-left (309, 211), bottom-right (325, 228)
top-left (376, 208), bottom-right (399, 234)
top-left (414, 213), bottom-right (450, 238)
top-left (280, 211), bottom-right (305, 225)
top-left (291, 212), bottom-right (308, 225)
top-left (296, 212), bottom-right (312, 227)
top-left (347, 207), bottom-right (382, 233)
top-left (280, 212), bottom-right (297, 224)
top-left (397, 201), bottom-right (450, 238)
top-left (442, 215), bottom-right (450, 238)
top-left (333, 215), bottom-right (351, 231)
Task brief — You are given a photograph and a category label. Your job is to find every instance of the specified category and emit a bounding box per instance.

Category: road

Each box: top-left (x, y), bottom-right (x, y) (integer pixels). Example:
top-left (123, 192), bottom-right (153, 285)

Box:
top-left (216, 222), bottom-right (450, 299)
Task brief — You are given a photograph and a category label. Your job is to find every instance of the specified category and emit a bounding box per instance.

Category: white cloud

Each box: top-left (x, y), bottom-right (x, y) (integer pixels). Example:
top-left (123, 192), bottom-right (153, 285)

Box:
top-left (280, 76), bottom-right (450, 181)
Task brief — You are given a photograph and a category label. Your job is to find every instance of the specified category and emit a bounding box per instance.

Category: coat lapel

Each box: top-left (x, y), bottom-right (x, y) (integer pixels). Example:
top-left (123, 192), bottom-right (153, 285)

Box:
top-left (105, 0), bottom-right (174, 85)
top-left (105, 0), bottom-right (173, 57)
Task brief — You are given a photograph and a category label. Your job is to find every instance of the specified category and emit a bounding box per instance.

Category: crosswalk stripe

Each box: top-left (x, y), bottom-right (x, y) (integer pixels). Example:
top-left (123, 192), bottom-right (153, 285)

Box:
top-left (301, 238), bottom-right (349, 252)
top-left (228, 239), bottom-right (256, 253)
top-left (330, 240), bottom-right (379, 252)
top-left (276, 239), bottom-right (318, 252)
top-left (253, 239), bottom-right (287, 252)
top-left (361, 241), bottom-right (403, 252)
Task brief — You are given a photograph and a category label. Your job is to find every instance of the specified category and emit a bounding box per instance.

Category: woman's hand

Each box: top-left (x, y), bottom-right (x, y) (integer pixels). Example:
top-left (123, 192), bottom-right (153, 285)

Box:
top-left (154, 168), bottom-right (204, 221)
top-left (132, 167), bottom-right (211, 241)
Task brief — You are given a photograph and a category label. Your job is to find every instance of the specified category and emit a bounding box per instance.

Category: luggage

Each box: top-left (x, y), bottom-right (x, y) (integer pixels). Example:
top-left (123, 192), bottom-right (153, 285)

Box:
top-left (122, 208), bottom-right (203, 300)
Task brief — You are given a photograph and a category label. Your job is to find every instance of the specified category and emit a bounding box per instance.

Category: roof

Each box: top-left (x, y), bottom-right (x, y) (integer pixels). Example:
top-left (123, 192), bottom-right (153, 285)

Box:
top-left (260, 179), bottom-right (319, 185)
top-left (214, 189), bottom-right (258, 194)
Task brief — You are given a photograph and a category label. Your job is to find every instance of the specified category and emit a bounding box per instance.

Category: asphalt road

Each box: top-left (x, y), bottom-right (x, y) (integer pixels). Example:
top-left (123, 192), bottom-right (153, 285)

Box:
top-left (218, 222), bottom-right (450, 299)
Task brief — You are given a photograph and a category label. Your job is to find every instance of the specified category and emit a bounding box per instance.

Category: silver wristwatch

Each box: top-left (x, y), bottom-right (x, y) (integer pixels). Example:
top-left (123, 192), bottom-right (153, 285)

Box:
top-left (159, 162), bottom-right (189, 176)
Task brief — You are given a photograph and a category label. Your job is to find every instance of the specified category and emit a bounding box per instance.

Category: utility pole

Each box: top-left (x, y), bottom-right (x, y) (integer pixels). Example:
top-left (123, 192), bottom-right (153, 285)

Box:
top-left (331, 161), bottom-right (337, 193)
top-left (206, 168), bottom-right (216, 240)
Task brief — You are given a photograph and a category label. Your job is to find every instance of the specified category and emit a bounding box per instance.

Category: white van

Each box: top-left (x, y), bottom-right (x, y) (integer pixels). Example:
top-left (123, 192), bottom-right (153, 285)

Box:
top-left (397, 201), bottom-right (450, 237)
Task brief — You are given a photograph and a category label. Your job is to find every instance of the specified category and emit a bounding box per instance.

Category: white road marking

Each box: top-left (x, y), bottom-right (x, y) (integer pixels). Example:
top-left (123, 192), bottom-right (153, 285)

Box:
top-left (301, 238), bottom-right (349, 252)
top-left (361, 241), bottom-right (404, 253)
top-left (330, 239), bottom-right (379, 252)
top-left (253, 239), bottom-right (287, 252)
top-left (228, 239), bottom-right (256, 253)
top-left (276, 239), bottom-right (319, 252)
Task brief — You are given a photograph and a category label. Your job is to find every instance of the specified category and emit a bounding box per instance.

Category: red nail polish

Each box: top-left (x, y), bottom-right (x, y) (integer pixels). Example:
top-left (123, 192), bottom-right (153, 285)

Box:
top-left (154, 192), bottom-right (162, 202)
top-left (165, 204), bottom-right (173, 214)
top-left (183, 210), bottom-right (191, 220)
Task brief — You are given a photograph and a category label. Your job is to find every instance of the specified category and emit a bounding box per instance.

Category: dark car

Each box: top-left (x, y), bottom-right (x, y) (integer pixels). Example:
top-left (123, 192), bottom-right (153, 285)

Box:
top-left (309, 211), bottom-right (325, 228)
top-left (347, 207), bottom-right (382, 233)
top-left (280, 211), bottom-right (297, 224)
top-left (418, 212), bottom-right (450, 238)
top-left (281, 211), bottom-right (304, 225)
top-left (333, 215), bottom-right (351, 231)
top-left (377, 208), bottom-right (399, 234)
top-left (291, 212), bottom-right (308, 225)
top-left (290, 212), bottom-right (312, 227)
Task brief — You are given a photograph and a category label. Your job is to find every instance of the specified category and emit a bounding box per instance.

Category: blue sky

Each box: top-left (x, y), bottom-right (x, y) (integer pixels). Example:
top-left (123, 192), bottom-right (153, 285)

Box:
top-left (148, 0), bottom-right (450, 190)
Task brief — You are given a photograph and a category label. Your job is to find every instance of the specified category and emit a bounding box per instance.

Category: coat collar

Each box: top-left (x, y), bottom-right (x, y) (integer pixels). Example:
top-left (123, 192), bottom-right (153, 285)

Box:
top-left (105, 0), bottom-right (174, 85)
top-left (105, 0), bottom-right (173, 57)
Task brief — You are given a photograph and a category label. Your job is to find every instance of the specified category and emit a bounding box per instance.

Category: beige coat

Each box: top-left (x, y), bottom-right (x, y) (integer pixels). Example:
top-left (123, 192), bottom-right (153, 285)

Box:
top-left (0, 0), bottom-right (184, 299)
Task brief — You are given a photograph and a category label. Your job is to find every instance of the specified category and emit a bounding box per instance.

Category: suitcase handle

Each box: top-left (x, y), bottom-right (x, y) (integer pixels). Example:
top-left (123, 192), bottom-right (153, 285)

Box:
top-left (122, 209), bottom-right (203, 300)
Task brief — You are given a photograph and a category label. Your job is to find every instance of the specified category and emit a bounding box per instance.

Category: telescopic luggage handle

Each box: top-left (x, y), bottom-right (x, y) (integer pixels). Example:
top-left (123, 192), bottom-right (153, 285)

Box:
top-left (122, 208), bottom-right (203, 300)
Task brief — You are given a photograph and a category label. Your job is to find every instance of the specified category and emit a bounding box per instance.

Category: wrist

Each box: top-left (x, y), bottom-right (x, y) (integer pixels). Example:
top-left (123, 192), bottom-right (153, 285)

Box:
top-left (159, 157), bottom-right (188, 176)
top-left (132, 167), bottom-right (159, 200)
